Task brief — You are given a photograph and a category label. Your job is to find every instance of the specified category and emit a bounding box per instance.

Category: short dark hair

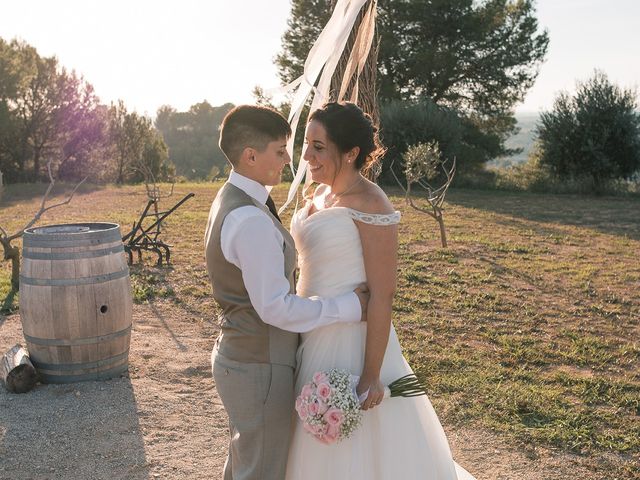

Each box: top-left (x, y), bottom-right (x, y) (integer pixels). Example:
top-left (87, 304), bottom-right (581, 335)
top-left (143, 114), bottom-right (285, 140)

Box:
top-left (308, 102), bottom-right (384, 174)
top-left (219, 105), bottom-right (291, 165)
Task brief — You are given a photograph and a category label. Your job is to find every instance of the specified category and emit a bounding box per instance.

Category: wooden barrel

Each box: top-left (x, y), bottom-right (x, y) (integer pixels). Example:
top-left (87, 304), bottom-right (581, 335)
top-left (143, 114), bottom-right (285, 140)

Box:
top-left (19, 223), bottom-right (132, 383)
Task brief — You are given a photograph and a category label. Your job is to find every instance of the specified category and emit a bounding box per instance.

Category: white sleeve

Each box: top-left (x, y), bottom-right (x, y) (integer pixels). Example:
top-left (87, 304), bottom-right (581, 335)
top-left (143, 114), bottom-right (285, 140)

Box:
top-left (221, 208), bottom-right (361, 333)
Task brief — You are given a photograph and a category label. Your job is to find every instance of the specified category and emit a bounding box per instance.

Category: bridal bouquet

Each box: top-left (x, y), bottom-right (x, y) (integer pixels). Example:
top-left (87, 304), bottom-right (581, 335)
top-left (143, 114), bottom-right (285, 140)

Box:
top-left (295, 369), bottom-right (361, 445)
top-left (295, 369), bottom-right (427, 445)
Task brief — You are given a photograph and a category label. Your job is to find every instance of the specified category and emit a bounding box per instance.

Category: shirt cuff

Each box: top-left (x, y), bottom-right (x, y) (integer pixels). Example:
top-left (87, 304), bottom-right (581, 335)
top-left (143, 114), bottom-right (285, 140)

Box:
top-left (335, 291), bottom-right (362, 323)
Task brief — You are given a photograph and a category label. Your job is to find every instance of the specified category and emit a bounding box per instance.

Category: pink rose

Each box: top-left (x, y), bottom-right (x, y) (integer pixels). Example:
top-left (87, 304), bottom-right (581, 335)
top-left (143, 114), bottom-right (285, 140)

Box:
top-left (313, 371), bottom-right (328, 384)
top-left (315, 423), bottom-right (328, 436)
top-left (308, 401), bottom-right (319, 416)
top-left (316, 382), bottom-right (332, 402)
top-left (325, 423), bottom-right (340, 442)
top-left (303, 421), bottom-right (316, 435)
top-left (304, 421), bottom-right (326, 437)
top-left (296, 402), bottom-right (309, 421)
top-left (300, 383), bottom-right (314, 399)
top-left (323, 407), bottom-right (344, 427)
top-left (316, 399), bottom-right (328, 415)
top-left (317, 424), bottom-right (339, 444)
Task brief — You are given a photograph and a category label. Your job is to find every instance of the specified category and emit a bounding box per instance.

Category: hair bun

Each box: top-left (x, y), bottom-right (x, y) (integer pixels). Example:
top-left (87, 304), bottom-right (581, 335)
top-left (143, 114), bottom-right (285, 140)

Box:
top-left (309, 102), bottom-right (385, 177)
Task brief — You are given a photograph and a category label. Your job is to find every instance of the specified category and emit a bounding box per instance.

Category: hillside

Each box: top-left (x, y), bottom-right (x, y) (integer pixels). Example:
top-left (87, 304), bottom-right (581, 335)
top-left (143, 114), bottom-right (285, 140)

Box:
top-left (490, 112), bottom-right (539, 168)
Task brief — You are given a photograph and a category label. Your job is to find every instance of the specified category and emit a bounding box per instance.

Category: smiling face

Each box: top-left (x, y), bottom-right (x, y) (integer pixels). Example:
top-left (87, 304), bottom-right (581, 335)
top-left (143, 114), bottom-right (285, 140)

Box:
top-left (251, 136), bottom-right (290, 186)
top-left (303, 120), bottom-right (344, 186)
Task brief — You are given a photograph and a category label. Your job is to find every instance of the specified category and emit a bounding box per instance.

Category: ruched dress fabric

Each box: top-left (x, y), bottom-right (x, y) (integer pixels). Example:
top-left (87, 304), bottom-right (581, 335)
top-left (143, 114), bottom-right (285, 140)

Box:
top-left (285, 205), bottom-right (475, 480)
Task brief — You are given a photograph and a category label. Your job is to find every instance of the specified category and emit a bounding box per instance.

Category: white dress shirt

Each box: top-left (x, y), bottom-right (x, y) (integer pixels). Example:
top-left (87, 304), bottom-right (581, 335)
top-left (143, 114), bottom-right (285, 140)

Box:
top-left (209, 171), bottom-right (361, 333)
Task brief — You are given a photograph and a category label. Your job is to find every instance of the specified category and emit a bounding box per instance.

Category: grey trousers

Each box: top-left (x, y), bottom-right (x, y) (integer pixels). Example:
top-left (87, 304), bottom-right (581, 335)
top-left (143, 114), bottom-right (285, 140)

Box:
top-left (212, 350), bottom-right (294, 480)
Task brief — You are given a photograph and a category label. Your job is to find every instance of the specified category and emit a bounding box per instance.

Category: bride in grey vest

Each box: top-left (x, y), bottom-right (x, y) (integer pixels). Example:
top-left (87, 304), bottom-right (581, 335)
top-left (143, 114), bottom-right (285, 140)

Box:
top-left (285, 102), bottom-right (476, 480)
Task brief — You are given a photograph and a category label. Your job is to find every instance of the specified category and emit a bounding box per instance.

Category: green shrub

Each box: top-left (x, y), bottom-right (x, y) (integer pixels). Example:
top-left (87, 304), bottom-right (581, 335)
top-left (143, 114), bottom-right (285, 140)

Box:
top-left (488, 144), bottom-right (640, 195)
top-left (379, 99), bottom-right (504, 185)
top-left (379, 99), bottom-right (461, 185)
top-left (537, 71), bottom-right (640, 193)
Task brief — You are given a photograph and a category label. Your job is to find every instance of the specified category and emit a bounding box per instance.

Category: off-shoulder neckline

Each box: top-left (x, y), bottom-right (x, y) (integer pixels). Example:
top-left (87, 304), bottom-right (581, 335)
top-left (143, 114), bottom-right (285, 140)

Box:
top-left (300, 202), bottom-right (400, 222)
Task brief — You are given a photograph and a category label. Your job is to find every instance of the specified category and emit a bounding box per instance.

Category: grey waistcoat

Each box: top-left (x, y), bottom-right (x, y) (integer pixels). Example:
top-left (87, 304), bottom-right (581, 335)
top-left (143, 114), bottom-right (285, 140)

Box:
top-left (205, 182), bottom-right (299, 367)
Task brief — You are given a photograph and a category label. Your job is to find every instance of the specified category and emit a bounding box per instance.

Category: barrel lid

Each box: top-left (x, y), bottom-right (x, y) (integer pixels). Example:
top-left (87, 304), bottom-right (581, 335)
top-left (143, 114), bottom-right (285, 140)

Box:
top-left (31, 225), bottom-right (91, 234)
top-left (26, 223), bottom-right (119, 235)
top-left (23, 222), bottom-right (122, 245)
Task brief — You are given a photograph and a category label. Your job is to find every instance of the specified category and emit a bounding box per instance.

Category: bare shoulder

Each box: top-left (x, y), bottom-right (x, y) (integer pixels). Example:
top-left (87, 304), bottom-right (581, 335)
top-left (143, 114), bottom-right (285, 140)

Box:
top-left (345, 179), bottom-right (396, 215)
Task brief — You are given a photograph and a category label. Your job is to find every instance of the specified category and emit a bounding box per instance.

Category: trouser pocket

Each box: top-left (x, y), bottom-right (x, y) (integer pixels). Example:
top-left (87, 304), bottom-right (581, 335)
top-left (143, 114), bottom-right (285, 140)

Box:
top-left (213, 354), bottom-right (272, 415)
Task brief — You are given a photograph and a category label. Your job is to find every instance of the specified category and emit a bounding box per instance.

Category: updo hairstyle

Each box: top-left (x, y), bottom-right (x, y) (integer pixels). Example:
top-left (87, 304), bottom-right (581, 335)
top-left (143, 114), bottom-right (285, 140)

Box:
top-left (308, 102), bottom-right (385, 175)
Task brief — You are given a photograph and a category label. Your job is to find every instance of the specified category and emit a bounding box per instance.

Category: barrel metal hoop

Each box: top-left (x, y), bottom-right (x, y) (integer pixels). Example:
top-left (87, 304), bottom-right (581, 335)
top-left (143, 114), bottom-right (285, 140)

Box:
top-left (33, 350), bottom-right (130, 372)
top-left (20, 268), bottom-right (130, 286)
top-left (23, 230), bottom-right (122, 248)
top-left (22, 244), bottom-right (125, 260)
top-left (23, 325), bottom-right (132, 346)
top-left (23, 223), bottom-right (121, 243)
top-left (38, 363), bottom-right (129, 383)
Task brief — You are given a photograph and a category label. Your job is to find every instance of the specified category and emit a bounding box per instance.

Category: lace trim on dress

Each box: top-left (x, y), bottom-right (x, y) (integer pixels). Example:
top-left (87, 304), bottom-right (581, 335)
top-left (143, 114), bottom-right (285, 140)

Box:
top-left (346, 209), bottom-right (401, 225)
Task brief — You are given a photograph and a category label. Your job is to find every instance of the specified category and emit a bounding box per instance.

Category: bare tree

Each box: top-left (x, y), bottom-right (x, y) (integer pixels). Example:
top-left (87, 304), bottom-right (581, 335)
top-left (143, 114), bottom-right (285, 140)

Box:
top-left (0, 160), bottom-right (86, 291)
top-left (133, 154), bottom-right (174, 206)
top-left (130, 135), bottom-right (175, 243)
top-left (391, 142), bottom-right (456, 248)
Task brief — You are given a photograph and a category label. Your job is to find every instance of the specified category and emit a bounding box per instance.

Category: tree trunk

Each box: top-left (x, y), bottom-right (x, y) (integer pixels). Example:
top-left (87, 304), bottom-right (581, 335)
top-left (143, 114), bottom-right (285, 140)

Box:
top-left (33, 146), bottom-right (41, 180)
top-left (592, 174), bottom-right (604, 195)
top-left (1, 345), bottom-right (38, 394)
top-left (18, 135), bottom-right (28, 176)
top-left (9, 246), bottom-right (19, 291)
top-left (116, 157), bottom-right (125, 184)
top-left (1, 237), bottom-right (20, 292)
top-left (435, 210), bottom-right (448, 248)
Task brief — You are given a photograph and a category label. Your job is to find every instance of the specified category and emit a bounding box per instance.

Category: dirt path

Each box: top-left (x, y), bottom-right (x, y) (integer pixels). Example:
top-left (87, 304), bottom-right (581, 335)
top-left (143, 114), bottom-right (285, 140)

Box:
top-left (0, 301), bottom-right (618, 479)
top-left (1, 300), bottom-right (226, 479)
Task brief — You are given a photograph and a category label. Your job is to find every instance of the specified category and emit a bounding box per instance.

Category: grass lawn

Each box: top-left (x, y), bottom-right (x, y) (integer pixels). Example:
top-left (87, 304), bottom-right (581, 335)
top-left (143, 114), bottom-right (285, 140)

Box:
top-left (1, 181), bottom-right (638, 477)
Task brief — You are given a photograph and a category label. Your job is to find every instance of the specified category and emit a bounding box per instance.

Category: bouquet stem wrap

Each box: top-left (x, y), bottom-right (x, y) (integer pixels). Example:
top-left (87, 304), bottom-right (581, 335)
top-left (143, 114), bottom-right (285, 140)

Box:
top-left (354, 373), bottom-right (428, 403)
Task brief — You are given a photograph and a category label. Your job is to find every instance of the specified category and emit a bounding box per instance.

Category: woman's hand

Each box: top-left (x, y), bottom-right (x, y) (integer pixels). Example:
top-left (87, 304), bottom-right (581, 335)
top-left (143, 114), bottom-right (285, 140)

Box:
top-left (357, 376), bottom-right (385, 411)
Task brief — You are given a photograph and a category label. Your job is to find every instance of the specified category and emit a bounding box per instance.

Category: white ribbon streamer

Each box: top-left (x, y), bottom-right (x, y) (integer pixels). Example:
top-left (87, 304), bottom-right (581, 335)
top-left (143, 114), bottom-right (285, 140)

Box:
top-left (271, 0), bottom-right (376, 214)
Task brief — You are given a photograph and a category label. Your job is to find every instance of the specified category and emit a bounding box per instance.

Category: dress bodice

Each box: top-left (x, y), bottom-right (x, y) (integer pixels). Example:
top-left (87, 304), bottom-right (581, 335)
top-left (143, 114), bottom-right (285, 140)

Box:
top-left (290, 203), bottom-right (401, 299)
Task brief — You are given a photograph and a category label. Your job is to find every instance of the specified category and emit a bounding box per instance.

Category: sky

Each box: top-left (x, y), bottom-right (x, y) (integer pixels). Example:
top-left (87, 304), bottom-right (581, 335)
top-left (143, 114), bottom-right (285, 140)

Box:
top-left (1, 0), bottom-right (638, 116)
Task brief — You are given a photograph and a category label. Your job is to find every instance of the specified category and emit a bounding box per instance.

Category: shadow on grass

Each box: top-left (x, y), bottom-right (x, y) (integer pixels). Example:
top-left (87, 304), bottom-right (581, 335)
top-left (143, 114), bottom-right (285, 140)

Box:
top-left (444, 188), bottom-right (640, 240)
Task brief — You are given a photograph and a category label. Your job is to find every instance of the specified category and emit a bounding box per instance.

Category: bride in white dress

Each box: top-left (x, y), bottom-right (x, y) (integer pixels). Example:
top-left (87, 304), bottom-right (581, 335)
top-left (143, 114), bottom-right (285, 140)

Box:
top-left (285, 102), bottom-right (476, 480)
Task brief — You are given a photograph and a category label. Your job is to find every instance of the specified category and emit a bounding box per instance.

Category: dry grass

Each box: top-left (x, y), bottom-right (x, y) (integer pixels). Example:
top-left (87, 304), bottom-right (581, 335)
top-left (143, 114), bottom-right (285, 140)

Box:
top-left (1, 182), bottom-right (638, 478)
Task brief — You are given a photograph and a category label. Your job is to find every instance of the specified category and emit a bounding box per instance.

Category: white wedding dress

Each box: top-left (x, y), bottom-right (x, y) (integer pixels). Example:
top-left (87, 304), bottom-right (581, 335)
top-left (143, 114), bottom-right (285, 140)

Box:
top-left (285, 204), bottom-right (476, 480)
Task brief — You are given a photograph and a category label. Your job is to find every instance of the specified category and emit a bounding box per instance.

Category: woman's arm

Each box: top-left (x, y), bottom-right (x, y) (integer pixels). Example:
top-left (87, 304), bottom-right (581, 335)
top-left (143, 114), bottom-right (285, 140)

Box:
top-left (355, 204), bottom-right (398, 410)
